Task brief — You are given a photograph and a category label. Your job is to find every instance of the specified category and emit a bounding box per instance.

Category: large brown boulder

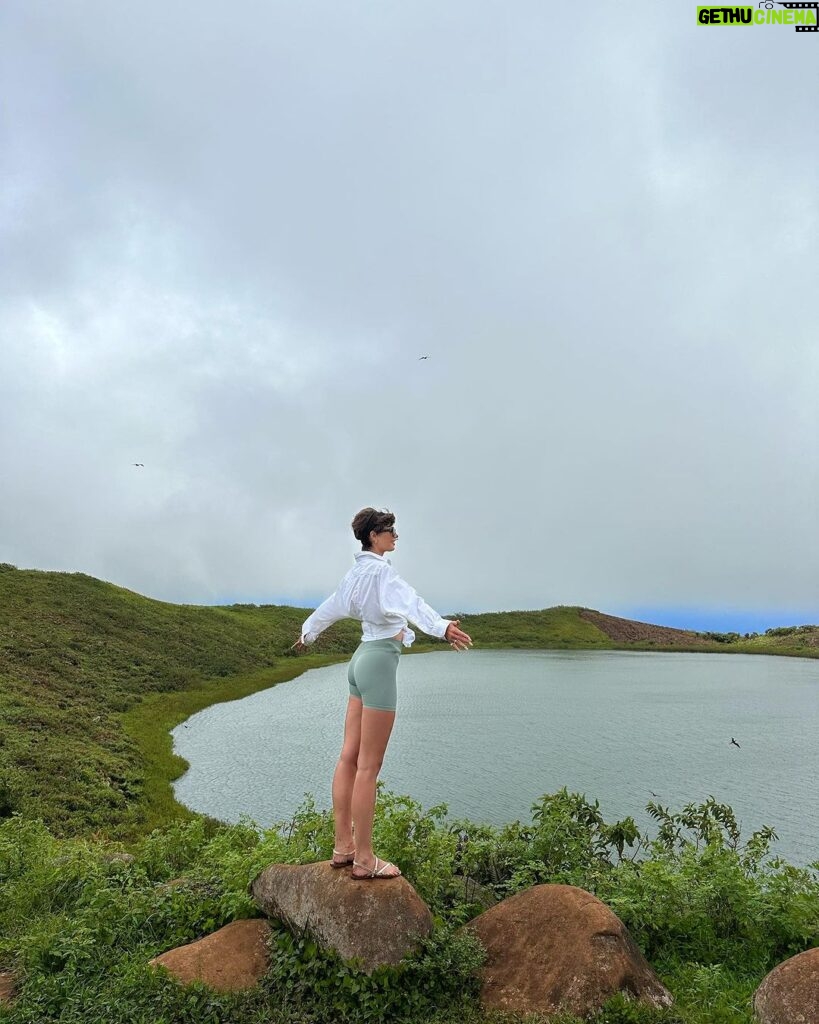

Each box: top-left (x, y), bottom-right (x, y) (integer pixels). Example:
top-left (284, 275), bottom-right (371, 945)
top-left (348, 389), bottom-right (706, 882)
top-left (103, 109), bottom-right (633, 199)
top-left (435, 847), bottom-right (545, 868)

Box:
top-left (149, 919), bottom-right (271, 992)
top-left (462, 883), bottom-right (673, 1018)
top-left (251, 861), bottom-right (433, 974)
top-left (754, 947), bottom-right (819, 1024)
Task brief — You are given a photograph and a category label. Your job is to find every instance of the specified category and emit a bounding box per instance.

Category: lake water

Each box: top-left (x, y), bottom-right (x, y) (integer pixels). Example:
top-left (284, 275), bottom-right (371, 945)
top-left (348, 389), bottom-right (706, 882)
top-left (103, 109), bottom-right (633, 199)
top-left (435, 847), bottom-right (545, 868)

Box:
top-left (171, 651), bottom-right (819, 865)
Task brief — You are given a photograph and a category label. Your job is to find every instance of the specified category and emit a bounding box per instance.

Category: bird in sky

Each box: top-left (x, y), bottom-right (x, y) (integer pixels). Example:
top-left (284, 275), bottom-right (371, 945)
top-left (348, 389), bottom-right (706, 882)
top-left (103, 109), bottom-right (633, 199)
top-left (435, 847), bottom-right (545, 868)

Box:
top-left (418, 355), bottom-right (429, 360)
top-left (730, 737), bottom-right (741, 748)
top-left (132, 463), bottom-right (144, 467)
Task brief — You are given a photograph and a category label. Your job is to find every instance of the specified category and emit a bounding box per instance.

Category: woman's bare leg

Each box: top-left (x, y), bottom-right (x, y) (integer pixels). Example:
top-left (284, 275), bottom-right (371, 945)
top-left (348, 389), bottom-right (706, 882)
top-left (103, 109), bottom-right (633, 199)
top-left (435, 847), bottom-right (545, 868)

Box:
top-left (351, 706), bottom-right (400, 876)
top-left (331, 696), bottom-right (363, 859)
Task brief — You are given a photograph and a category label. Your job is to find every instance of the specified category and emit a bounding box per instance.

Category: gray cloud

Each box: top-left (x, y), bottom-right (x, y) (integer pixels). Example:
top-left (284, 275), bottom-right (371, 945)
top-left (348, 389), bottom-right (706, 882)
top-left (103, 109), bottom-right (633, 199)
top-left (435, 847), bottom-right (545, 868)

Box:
top-left (1, 1), bottom-right (817, 626)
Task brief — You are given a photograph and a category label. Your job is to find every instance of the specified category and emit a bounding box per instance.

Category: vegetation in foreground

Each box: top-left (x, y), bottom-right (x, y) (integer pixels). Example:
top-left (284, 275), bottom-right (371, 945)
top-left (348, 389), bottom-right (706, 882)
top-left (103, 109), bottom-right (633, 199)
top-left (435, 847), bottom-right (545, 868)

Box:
top-left (2, 789), bottom-right (819, 1024)
top-left (2, 563), bottom-right (818, 1021)
top-left (1, 563), bottom-right (816, 841)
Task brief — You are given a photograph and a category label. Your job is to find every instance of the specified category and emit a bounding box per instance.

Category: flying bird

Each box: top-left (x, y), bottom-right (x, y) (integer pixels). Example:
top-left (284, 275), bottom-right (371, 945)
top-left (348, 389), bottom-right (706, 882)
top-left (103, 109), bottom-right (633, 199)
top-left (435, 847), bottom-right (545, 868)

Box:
top-left (730, 737), bottom-right (741, 748)
top-left (418, 355), bottom-right (429, 360)
top-left (132, 463), bottom-right (144, 467)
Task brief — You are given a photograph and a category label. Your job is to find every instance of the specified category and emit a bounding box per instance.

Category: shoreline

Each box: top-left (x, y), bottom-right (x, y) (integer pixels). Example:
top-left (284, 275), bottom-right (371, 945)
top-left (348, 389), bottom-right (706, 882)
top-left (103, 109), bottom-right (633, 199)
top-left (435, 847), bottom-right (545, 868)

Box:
top-left (119, 643), bottom-right (817, 848)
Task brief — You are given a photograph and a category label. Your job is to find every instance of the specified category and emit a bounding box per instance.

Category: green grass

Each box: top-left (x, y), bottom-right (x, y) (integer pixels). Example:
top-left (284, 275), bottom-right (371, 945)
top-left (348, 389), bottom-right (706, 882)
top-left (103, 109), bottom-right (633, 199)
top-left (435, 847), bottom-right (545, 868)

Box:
top-left (0, 564), bottom-right (358, 838)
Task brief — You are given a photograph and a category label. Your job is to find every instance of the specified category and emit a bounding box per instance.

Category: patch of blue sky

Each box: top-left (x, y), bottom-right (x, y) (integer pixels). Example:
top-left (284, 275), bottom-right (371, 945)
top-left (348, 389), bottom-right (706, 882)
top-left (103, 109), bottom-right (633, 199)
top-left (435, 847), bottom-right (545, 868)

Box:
top-left (616, 608), bottom-right (818, 635)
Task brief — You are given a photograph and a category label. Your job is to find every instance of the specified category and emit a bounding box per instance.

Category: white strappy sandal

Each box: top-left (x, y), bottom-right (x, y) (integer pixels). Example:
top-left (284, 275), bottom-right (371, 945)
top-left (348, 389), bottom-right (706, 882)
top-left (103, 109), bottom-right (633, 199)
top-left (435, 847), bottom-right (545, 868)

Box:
top-left (351, 856), bottom-right (402, 880)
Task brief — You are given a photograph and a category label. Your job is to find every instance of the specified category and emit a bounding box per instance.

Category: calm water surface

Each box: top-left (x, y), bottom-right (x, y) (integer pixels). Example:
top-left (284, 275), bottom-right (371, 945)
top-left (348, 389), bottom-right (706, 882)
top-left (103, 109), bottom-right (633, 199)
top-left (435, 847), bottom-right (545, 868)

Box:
top-left (171, 651), bottom-right (819, 864)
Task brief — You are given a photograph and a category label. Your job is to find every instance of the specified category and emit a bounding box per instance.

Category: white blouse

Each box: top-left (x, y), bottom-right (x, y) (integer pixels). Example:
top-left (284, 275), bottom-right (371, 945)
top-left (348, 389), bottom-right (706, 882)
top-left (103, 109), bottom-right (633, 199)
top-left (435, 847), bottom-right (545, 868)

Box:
top-left (300, 551), bottom-right (449, 648)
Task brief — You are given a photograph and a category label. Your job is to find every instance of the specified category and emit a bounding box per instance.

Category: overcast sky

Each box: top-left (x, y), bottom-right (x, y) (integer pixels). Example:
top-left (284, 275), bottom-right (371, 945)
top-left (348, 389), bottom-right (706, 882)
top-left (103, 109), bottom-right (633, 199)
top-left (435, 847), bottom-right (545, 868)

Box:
top-left (1, 2), bottom-right (817, 632)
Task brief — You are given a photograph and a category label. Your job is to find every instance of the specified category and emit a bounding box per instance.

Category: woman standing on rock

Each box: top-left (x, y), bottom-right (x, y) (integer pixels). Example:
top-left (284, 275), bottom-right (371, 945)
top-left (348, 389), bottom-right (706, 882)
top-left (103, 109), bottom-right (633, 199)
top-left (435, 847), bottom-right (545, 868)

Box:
top-left (293, 507), bottom-right (472, 880)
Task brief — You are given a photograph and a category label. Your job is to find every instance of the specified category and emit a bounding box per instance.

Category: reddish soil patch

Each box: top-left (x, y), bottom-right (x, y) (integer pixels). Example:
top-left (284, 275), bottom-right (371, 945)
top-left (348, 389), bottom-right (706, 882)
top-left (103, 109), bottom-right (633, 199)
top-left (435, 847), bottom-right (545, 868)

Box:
top-left (579, 609), bottom-right (709, 647)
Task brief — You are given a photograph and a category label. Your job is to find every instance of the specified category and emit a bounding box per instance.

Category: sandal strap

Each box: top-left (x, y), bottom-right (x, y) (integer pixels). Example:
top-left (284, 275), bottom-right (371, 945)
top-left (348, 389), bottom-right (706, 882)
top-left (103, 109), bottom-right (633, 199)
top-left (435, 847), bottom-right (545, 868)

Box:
top-left (352, 857), bottom-right (400, 877)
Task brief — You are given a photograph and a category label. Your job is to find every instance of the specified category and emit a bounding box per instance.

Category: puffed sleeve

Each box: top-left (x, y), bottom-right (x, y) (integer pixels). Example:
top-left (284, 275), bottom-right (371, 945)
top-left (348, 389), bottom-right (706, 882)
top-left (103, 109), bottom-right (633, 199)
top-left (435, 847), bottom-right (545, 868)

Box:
top-left (379, 567), bottom-right (449, 639)
top-left (300, 590), bottom-right (347, 644)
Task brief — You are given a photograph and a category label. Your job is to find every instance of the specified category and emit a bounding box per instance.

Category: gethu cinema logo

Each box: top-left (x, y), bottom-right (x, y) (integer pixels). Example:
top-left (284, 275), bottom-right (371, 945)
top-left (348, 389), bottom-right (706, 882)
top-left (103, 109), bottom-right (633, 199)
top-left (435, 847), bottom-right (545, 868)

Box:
top-left (696, 2), bottom-right (818, 29)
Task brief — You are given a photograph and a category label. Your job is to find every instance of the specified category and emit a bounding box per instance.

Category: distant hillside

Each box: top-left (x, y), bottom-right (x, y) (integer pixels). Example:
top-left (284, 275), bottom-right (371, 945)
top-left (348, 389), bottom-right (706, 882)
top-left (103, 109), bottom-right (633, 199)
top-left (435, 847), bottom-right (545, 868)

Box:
top-left (0, 563), bottom-right (815, 840)
top-left (579, 609), bottom-right (819, 654)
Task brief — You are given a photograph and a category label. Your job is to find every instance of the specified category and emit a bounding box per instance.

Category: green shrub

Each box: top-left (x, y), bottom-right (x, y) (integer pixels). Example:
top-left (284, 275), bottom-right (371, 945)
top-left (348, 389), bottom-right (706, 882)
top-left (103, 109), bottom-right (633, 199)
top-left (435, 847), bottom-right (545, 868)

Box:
top-left (598, 799), bottom-right (819, 970)
top-left (266, 922), bottom-right (484, 1023)
top-left (450, 788), bottom-right (640, 897)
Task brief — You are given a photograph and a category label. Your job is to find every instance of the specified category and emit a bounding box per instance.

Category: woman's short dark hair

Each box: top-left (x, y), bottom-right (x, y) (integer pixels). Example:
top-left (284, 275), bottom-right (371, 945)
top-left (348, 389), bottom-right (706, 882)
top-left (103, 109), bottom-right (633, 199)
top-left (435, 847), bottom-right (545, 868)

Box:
top-left (351, 507), bottom-right (395, 550)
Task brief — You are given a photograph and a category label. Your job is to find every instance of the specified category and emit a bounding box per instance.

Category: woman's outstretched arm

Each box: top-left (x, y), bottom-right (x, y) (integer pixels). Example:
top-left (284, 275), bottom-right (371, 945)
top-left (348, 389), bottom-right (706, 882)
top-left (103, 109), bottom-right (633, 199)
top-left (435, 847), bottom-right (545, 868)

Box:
top-left (380, 569), bottom-right (473, 650)
top-left (293, 590), bottom-right (347, 649)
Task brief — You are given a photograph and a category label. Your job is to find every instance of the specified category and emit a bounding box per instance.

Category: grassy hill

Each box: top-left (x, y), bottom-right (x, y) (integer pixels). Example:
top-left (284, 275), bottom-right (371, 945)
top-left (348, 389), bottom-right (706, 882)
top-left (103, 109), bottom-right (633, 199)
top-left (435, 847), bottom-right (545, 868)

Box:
top-left (0, 563), bottom-right (816, 842)
top-left (0, 565), bottom-right (353, 839)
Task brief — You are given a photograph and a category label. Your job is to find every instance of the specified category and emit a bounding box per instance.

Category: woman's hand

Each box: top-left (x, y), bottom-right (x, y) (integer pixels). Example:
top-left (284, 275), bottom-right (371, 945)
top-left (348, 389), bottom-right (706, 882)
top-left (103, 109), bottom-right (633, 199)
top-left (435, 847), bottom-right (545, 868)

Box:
top-left (444, 620), bottom-right (473, 651)
top-left (291, 636), bottom-right (307, 653)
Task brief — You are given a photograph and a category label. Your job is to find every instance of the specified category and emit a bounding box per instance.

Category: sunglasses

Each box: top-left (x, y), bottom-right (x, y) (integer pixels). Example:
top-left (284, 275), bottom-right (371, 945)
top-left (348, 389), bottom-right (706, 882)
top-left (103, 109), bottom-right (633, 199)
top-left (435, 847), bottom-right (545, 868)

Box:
top-left (374, 526), bottom-right (398, 537)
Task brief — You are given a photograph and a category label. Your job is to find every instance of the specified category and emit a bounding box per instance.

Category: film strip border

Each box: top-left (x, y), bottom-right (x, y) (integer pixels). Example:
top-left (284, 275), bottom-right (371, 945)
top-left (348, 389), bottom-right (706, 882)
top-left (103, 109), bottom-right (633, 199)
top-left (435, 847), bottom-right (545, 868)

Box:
top-left (779, 1), bottom-right (819, 31)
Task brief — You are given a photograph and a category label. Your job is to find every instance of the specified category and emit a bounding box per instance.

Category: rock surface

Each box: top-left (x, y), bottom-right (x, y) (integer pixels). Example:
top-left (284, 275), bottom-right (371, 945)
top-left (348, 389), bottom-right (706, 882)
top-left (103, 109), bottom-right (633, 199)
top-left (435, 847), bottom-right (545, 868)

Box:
top-left (100, 851), bottom-right (136, 866)
top-left (149, 919), bottom-right (271, 992)
top-left (0, 970), bottom-right (19, 1006)
top-left (251, 861), bottom-right (433, 974)
top-left (463, 883), bottom-right (673, 1018)
top-left (754, 947), bottom-right (819, 1024)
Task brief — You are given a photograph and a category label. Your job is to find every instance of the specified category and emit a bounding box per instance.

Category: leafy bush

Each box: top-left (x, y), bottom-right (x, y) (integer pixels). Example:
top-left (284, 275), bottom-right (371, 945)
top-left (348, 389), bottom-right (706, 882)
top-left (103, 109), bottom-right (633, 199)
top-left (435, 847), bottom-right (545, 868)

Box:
top-left (267, 922), bottom-right (483, 1023)
top-left (447, 788), bottom-right (640, 900)
top-left (598, 799), bottom-right (819, 970)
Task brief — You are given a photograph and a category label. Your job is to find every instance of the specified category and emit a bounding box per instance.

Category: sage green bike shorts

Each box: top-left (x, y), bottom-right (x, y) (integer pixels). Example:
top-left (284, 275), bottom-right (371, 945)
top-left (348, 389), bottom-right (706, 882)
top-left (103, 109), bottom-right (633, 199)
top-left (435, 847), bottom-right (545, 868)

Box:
top-left (347, 638), bottom-right (402, 711)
